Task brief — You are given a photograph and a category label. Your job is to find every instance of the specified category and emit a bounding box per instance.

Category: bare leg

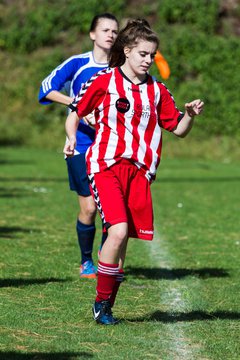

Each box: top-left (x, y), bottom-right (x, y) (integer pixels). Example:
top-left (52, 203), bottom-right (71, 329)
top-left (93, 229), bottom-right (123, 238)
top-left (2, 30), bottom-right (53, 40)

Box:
top-left (78, 195), bottom-right (97, 224)
top-left (99, 222), bottom-right (128, 264)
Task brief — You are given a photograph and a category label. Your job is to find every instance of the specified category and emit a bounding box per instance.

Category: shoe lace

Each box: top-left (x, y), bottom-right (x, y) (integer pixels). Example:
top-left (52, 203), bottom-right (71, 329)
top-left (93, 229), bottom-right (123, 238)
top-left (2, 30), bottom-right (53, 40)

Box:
top-left (83, 260), bottom-right (93, 270)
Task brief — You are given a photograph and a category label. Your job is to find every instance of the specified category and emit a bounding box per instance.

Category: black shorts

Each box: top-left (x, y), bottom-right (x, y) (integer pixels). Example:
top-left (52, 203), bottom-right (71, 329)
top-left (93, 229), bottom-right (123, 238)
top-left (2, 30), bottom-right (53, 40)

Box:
top-left (65, 153), bottom-right (91, 196)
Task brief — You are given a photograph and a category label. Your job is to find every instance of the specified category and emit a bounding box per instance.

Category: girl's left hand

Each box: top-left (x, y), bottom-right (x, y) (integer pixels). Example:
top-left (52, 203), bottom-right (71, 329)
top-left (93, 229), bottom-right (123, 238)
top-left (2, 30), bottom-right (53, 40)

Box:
top-left (185, 99), bottom-right (204, 117)
top-left (83, 112), bottom-right (96, 128)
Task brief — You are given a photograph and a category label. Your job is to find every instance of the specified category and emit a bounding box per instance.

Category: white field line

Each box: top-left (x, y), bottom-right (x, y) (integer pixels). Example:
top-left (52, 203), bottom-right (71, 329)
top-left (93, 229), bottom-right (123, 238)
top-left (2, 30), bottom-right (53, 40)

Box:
top-left (150, 227), bottom-right (196, 360)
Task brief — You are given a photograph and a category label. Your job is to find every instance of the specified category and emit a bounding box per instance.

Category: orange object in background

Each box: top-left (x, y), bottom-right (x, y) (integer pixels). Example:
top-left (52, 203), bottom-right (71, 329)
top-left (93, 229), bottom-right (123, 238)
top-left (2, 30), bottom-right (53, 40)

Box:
top-left (154, 50), bottom-right (170, 80)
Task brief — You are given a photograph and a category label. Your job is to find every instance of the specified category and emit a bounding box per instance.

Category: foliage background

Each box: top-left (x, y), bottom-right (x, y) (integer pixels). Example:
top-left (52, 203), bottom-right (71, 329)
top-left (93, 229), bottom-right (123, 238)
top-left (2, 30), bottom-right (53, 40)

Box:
top-left (0, 0), bottom-right (239, 149)
top-left (0, 3), bottom-right (239, 357)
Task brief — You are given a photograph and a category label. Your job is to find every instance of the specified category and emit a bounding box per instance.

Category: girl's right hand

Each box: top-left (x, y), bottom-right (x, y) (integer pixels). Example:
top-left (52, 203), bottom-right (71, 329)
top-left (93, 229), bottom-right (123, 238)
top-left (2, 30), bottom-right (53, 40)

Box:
top-left (63, 136), bottom-right (76, 157)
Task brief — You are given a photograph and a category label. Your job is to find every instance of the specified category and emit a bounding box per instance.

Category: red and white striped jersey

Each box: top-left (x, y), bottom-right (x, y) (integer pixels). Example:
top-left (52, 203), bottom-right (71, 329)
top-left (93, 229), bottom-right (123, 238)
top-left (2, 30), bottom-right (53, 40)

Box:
top-left (74, 67), bottom-right (183, 180)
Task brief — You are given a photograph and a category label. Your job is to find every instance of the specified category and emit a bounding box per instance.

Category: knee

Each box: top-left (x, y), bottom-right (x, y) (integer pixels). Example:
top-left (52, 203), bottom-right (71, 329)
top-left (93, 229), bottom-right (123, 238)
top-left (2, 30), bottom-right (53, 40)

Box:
top-left (86, 202), bottom-right (97, 217)
top-left (108, 225), bottom-right (128, 249)
top-left (80, 202), bottom-right (97, 222)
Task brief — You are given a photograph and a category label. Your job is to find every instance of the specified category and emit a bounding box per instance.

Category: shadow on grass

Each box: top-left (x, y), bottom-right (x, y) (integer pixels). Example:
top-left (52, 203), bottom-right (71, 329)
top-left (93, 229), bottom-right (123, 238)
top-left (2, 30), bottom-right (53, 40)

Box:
top-left (0, 351), bottom-right (93, 359)
top-left (0, 187), bottom-right (36, 198)
top-left (0, 226), bottom-right (40, 239)
top-left (125, 266), bottom-right (229, 280)
top-left (0, 176), bottom-right (67, 183)
top-left (0, 159), bottom-right (34, 165)
top-left (125, 267), bottom-right (229, 280)
top-left (157, 176), bottom-right (240, 183)
top-left (0, 278), bottom-right (71, 288)
top-left (127, 310), bottom-right (240, 323)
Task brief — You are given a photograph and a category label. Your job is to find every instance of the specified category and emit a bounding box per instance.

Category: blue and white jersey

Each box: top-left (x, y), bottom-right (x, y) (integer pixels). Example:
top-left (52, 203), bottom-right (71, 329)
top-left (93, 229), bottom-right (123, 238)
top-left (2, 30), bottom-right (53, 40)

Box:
top-left (38, 51), bottom-right (108, 153)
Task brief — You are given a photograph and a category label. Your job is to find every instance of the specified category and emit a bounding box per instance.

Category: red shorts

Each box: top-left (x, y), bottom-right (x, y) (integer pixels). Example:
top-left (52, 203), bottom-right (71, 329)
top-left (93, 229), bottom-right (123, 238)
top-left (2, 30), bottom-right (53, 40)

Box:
top-left (88, 159), bottom-right (154, 240)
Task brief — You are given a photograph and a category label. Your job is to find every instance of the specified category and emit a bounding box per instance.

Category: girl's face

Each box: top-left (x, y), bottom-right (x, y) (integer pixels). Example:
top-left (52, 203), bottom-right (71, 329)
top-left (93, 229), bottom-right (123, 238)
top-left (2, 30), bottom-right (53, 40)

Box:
top-left (90, 18), bottom-right (118, 52)
top-left (124, 39), bottom-right (157, 78)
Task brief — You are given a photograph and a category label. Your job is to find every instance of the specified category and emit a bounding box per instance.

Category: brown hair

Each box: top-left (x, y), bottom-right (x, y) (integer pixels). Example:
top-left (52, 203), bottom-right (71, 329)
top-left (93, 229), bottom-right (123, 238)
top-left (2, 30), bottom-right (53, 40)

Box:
top-left (89, 13), bottom-right (119, 32)
top-left (109, 19), bottom-right (159, 68)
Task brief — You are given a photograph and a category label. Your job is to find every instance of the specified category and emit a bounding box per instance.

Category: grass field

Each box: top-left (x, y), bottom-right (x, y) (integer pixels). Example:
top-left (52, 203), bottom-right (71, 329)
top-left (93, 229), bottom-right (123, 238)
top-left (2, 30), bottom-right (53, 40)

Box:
top-left (0, 146), bottom-right (239, 360)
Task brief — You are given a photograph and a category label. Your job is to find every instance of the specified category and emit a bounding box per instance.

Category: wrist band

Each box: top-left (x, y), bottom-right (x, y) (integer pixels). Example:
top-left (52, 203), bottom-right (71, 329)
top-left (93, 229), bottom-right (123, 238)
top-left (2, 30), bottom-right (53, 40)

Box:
top-left (68, 103), bottom-right (77, 112)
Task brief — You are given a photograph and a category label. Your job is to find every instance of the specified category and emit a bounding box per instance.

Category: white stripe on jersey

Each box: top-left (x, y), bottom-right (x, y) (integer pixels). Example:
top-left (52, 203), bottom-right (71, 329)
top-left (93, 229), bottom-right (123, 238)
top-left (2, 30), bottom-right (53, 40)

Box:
top-left (42, 52), bottom-right (93, 94)
top-left (149, 122), bottom-right (161, 174)
top-left (70, 52), bottom-right (107, 98)
top-left (73, 67), bottom-right (111, 105)
top-left (42, 55), bottom-right (80, 93)
top-left (122, 76), bottom-right (134, 159)
top-left (81, 67), bottom-right (181, 179)
top-left (137, 82), bottom-right (149, 165)
top-left (88, 117), bottom-right (102, 173)
top-left (103, 70), bottom-right (119, 166)
top-left (148, 81), bottom-right (162, 175)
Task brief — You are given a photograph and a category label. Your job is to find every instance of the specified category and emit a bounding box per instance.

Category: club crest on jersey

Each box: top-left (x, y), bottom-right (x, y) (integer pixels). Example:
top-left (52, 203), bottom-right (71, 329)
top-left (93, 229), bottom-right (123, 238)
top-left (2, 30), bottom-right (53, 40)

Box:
top-left (115, 98), bottom-right (130, 113)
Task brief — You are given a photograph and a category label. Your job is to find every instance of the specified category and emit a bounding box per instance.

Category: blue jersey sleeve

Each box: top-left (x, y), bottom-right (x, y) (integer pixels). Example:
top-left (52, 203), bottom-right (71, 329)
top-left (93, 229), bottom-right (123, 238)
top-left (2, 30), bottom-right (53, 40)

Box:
top-left (38, 56), bottom-right (87, 105)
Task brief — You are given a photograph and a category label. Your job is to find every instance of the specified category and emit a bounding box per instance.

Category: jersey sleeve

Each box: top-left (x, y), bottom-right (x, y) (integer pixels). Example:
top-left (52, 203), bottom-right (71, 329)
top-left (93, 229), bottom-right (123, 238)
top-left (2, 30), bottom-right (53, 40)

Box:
top-left (157, 83), bottom-right (184, 131)
top-left (73, 70), bottom-right (110, 118)
top-left (38, 56), bottom-right (80, 105)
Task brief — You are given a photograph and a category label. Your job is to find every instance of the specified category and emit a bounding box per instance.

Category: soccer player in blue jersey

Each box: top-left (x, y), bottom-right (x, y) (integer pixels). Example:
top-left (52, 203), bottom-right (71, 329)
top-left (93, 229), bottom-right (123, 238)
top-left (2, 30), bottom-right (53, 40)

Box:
top-left (38, 13), bottom-right (119, 278)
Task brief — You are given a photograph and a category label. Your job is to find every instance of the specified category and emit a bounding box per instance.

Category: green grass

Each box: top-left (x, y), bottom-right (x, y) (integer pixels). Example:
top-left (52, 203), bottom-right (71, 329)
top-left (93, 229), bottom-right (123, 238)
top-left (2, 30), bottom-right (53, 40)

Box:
top-left (0, 146), bottom-right (240, 360)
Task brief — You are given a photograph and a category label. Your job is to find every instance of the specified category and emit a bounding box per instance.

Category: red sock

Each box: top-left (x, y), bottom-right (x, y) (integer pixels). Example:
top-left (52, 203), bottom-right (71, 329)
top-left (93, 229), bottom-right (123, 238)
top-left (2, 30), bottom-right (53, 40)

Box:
top-left (110, 269), bottom-right (124, 307)
top-left (96, 261), bottom-right (119, 302)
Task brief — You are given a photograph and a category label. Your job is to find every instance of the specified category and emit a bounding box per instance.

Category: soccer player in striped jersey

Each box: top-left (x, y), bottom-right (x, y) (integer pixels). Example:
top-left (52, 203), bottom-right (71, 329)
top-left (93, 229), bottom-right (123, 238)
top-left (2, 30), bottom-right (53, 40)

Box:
top-left (38, 14), bottom-right (119, 278)
top-left (64, 19), bottom-right (204, 324)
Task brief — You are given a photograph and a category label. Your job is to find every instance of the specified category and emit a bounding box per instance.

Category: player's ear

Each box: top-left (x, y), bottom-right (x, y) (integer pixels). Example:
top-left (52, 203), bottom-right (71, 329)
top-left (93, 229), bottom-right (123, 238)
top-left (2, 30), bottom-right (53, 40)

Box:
top-left (90, 31), bottom-right (96, 41)
top-left (123, 47), bottom-right (131, 58)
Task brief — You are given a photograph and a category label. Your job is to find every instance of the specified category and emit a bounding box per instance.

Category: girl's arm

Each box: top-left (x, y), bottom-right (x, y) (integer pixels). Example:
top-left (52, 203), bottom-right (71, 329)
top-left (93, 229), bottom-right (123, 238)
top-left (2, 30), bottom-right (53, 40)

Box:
top-left (63, 111), bottom-right (80, 157)
top-left (173, 99), bottom-right (204, 138)
top-left (38, 56), bottom-right (78, 105)
top-left (46, 90), bottom-right (74, 106)
top-left (63, 70), bottom-right (110, 156)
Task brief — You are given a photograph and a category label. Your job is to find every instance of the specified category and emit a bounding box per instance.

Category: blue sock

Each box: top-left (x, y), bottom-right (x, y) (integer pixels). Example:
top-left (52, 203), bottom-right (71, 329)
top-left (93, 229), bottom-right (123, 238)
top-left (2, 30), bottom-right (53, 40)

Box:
top-left (76, 220), bottom-right (96, 264)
